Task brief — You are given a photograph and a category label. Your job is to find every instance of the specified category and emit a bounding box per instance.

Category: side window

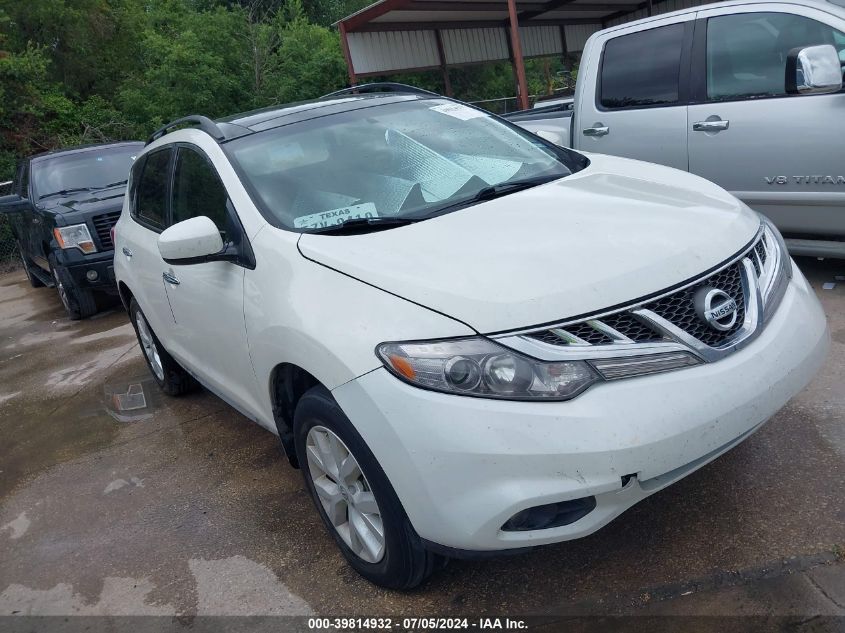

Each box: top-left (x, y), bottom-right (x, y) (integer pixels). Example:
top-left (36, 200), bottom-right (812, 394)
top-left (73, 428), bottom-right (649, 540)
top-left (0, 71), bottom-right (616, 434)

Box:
top-left (600, 23), bottom-right (686, 109)
top-left (706, 12), bottom-right (845, 101)
top-left (171, 148), bottom-right (229, 238)
top-left (134, 149), bottom-right (172, 230)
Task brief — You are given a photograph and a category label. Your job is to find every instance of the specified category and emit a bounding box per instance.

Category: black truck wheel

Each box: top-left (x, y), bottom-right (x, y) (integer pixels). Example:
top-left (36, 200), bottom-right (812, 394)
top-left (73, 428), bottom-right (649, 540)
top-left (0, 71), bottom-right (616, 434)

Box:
top-left (49, 254), bottom-right (97, 320)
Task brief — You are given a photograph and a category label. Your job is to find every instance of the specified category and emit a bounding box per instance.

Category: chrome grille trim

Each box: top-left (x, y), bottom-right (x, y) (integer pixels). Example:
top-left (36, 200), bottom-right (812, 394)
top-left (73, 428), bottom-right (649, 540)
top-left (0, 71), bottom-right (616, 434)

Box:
top-left (493, 224), bottom-right (783, 365)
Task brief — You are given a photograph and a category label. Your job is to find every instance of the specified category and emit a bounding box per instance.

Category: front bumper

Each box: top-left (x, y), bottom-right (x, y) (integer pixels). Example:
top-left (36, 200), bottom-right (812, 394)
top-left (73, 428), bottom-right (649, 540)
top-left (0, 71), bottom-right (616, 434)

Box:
top-left (55, 248), bottom-right (117, 293)
top-left (331, 263), bottom-right (829, 552)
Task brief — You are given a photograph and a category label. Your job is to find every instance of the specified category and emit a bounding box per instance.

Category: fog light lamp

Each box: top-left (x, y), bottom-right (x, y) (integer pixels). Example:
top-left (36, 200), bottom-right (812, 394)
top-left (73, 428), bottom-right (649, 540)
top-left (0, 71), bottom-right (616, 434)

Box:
top-left (86, 270), bottom-right (99, 281)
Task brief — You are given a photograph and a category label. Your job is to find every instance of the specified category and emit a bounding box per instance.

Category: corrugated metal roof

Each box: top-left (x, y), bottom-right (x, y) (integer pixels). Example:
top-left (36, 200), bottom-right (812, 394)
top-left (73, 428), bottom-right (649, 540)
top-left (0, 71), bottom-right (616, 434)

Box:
top-left (338, 0), bottom-right (728, 76)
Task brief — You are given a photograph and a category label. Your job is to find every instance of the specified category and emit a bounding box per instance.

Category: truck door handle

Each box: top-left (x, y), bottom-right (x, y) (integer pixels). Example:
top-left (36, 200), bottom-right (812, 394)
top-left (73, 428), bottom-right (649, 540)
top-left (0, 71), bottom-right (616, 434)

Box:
top-left (583, 126), bottom-right (610, 137)
top-left (693, 120), bottom-right (730, 132)
top-left (122, 247), bottom-right (133, 259)
top-left (162, 271), bottom-right (180, 286)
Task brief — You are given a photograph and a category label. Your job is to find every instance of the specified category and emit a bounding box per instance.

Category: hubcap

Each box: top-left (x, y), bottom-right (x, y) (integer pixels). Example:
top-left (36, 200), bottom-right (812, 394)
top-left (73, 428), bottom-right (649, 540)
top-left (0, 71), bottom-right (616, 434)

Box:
top-left (305, 426), bottom-right (385, 563)
top-left (135, 312), bottom-right (165, 381)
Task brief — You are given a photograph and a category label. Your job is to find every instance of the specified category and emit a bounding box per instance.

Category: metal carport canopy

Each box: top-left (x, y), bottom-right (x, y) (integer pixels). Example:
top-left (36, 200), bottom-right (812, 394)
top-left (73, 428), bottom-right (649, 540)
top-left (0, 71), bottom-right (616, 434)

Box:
top-left (335, 0), bottom-right (711, 109)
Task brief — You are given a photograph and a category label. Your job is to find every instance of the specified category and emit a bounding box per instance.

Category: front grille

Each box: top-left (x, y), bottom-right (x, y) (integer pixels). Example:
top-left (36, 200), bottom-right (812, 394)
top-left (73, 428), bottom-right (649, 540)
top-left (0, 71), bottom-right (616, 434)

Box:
top-left (525, 237), bottom-right (761, 351)
top-left (92, 211), bottom-right (121, 250)
top-left (643, 262), bottom-right (745, 347)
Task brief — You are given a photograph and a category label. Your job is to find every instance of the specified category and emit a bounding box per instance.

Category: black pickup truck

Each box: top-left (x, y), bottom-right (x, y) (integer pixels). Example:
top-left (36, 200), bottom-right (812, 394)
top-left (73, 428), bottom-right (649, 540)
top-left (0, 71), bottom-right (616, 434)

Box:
top-left (0, 142), bottom-right (142, 319)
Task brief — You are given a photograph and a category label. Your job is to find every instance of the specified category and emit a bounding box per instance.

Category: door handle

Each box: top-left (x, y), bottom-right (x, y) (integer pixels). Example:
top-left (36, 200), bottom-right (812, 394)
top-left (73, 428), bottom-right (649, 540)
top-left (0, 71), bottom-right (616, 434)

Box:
top-left (122, 247), bottom-right (133, 259)
top-left (693, 120), bottom-right (730, 132)
top-left (583, 126), bottom-right (610, 137)
top-left (162, 271), bottom-right (180, 286)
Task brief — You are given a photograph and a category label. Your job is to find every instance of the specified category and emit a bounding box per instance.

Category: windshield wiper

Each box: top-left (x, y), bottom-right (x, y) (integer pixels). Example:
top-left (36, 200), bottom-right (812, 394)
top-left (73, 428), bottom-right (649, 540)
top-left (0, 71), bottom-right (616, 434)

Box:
top-left (423, 174), bottom-right (562, 218)
top-left (305, 216), bottom-right (420, 235)
top-left (38, 187), bottom-right (93, 199)
top-left (472, 175), bottom-right (561, 202)
top-left (97, 179), bottom-right (128, 189)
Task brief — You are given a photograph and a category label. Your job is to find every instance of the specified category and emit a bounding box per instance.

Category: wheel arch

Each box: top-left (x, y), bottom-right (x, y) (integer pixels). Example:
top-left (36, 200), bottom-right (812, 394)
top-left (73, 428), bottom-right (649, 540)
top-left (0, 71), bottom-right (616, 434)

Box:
top-left (117, 281), bottom-right (134, 312)
top-left (270, 363), bottom-right (321, 469)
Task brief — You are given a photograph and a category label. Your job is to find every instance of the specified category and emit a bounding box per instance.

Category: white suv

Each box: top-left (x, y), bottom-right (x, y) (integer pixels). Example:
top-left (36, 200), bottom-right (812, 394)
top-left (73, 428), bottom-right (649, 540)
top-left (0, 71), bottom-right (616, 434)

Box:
top-left (114, 91), bottom-right (829, 589)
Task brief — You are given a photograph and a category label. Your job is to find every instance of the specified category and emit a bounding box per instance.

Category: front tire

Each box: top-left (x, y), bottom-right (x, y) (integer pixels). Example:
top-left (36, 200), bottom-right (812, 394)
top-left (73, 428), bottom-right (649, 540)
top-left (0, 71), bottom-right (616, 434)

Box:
top-left (294, 386), bottom-right (444, 589)
top-left (129, 298), bottom-right (194, 396)
top-left (48, 254), bottom-right (96, 320)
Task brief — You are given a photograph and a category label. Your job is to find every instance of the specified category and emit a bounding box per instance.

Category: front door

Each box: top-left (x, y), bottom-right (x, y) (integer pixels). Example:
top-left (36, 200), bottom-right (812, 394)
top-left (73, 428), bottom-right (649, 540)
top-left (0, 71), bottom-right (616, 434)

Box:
top-left (688, 6), bottom-right (845, 238)
top-left (574, 17), bottom-right (694, 170)
top-left (161, 145), bottom-right (261, 419)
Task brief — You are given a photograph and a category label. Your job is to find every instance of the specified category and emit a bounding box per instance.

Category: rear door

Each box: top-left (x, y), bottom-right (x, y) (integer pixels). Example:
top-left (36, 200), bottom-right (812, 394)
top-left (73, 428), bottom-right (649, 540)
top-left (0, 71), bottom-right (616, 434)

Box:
top-left (687, 4), bottom-right (845, 238)
top-left (574, 15), bottom-right (694, 169)
top-left (120, 147), bottom-right (176, 340)
top-left (161, 145), bottom-right (261, 418)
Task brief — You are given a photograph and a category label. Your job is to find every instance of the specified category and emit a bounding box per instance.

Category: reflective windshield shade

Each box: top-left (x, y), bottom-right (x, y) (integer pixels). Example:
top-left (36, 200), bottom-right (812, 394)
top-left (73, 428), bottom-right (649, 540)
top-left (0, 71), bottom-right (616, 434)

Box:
top-left (227, 99), bottom-right (586, 231)
top-left (33, 145), bottom-right (140, 199)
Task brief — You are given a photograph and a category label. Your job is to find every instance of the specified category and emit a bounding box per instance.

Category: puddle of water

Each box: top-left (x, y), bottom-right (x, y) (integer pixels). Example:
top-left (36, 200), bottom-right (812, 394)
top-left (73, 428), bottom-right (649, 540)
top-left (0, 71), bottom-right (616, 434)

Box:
top-left (104, 377), bottom-right (162, 423)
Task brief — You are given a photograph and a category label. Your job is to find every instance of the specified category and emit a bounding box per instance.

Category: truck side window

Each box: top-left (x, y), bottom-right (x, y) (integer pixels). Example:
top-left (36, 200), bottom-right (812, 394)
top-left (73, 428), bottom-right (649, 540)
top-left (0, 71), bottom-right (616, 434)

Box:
top-left (134, 149), bottom-right (172, 231)
top-left (600, 24), bottom-right (685, 109)
top-left (707, 12), bottom-right (845, 101)
top-left (171, 148), bottom-right (229, 238)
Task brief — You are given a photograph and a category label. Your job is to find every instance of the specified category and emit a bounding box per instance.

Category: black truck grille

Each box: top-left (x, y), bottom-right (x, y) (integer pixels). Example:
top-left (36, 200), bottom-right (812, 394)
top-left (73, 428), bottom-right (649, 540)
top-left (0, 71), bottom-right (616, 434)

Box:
top-left (91, 211), bottom-right (121, 250)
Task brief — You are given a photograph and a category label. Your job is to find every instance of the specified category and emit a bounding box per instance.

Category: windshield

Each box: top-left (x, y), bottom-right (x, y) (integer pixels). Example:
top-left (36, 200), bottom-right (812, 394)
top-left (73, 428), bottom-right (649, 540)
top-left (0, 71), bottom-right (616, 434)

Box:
top-left (33, 145), bottom-right (140, 199)
top-left (226, 99), bottom-right (587, 232)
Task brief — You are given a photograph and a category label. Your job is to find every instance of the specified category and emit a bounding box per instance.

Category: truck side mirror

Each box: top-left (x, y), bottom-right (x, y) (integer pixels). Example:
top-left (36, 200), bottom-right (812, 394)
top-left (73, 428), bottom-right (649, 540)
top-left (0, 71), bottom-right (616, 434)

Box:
top-left (786, 44), bottom-right (843, 95)
top-left (0, 194), bottom-right (26, 213)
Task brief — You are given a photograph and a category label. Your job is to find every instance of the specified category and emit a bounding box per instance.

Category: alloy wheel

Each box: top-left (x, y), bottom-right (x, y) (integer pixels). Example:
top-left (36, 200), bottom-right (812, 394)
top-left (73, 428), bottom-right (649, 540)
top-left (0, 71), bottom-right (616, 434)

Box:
top-left (135, 312), bottom-right (165, 381)
top-left (305, 425), bottom-right (385, 563)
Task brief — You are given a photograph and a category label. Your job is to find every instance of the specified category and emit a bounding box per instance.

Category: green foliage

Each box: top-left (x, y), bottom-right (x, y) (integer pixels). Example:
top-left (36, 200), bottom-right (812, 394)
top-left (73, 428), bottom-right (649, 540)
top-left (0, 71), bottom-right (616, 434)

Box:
top-left (0, 0), bottom-right (577, 180)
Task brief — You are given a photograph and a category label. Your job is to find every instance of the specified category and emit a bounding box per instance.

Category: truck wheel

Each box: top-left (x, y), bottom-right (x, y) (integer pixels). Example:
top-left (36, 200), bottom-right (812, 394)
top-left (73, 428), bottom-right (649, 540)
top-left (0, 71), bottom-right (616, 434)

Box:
top-left (48, 255), bottom-right (96, 320)
top-left (294, 385), bottom-right (444, 589)
top-left (19, 243), bottom-right (45, 288)
top-left (128, 298), bottom-right (195, 396)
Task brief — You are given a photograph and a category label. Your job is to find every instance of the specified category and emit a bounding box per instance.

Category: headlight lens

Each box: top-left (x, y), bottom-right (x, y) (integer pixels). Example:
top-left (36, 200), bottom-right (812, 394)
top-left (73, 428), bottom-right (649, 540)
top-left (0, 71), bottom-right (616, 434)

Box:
top-left (377, 337), bottom-right (599, 400)
top-left (758, 217), bottom-right (791, 320)
top-left (53, 224), bottom-right (96, 254)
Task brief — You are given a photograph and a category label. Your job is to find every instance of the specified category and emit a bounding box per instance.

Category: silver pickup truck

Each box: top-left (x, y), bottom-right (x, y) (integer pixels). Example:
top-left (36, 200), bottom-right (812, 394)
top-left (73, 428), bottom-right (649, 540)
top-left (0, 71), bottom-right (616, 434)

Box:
top-left (506, 0), bottom-right (845, 258)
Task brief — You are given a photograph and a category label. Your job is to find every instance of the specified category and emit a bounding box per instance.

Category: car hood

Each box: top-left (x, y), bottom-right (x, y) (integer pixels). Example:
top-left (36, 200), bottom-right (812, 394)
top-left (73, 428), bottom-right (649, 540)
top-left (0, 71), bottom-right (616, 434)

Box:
top-left (40, 185), bottom-right (126, 218)
top-left (298, 153), bottom-right (761, 334)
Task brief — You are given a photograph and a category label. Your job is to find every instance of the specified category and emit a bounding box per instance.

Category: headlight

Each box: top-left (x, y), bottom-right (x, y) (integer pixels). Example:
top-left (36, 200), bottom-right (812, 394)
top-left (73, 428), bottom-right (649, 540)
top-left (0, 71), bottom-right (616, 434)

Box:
top-left (758, 217), bottom-right (791, 321)
top-left (53, 224), bottom-right (96, 254)
top-left (377, 337), bottom-right (599, 400)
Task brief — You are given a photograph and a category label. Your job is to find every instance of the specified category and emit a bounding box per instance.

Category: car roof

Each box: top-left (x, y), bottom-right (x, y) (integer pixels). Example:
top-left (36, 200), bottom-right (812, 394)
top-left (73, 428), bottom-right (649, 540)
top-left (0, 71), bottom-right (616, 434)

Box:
top-left (29, 141), bottom-right (144, 163)
top-left (600, 0), bottom-right (844, 33)
top-left (216, 93), bottom-right (431, 136)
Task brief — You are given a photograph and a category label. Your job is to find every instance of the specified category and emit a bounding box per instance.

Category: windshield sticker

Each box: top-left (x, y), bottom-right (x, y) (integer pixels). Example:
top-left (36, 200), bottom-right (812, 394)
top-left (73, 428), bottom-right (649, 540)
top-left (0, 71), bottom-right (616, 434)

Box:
top-left (294, 203), bottom-right (379, 229)
top-left (429, 103), bottom-right (486, 121)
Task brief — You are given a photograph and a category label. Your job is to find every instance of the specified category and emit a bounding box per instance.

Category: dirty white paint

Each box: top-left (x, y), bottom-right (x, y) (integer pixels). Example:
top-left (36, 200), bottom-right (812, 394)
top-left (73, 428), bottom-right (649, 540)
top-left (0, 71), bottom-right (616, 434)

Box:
top-left (0, 578), bottom-right (175, 615)
top-left (1, 512), bottom-right (30, 540)
top-left (189, 556), bottom-right (313, 615)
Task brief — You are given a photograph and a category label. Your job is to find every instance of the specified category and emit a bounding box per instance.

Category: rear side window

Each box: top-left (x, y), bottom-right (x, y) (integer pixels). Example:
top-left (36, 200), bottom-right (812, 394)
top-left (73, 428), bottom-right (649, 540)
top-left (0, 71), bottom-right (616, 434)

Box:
top-left (171, 147), bottom-right (229, 237)
top-left (600, 24), bottom-right (686, 109)
top-left (134, 149), bottom-right (172, 230)
top-left (706, 12), bottom-right (845, 101)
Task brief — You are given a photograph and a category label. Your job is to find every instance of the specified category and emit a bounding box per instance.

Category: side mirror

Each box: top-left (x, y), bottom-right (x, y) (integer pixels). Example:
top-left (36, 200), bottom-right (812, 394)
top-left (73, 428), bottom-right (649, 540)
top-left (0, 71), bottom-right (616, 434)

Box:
top-left (0, 193), bottom-right (26, 213)
top-left (158, 216), bottom-right (225, 265)
top-left (786, 44), bottom-right (843, 95)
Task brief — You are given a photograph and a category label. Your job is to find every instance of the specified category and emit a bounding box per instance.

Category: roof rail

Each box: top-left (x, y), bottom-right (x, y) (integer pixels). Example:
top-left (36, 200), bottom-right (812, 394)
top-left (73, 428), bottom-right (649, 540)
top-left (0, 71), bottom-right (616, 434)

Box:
top-left (146, 115), bottom-right (226, 146)
top-left (321, 82), bottom-right (440, 99)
